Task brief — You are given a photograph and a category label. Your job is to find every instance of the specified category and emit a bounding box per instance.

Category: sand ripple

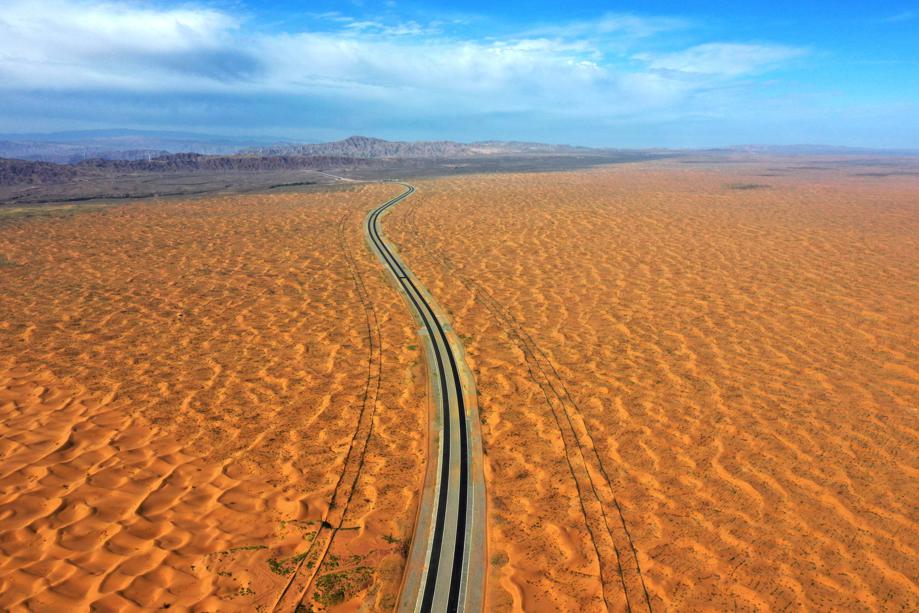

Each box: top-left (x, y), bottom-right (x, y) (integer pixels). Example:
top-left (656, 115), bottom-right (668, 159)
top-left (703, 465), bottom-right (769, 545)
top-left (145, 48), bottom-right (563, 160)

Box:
top-left (386, 163), bottom-right (919, 611)
top-left (0, 185), bottom-right (426, 610)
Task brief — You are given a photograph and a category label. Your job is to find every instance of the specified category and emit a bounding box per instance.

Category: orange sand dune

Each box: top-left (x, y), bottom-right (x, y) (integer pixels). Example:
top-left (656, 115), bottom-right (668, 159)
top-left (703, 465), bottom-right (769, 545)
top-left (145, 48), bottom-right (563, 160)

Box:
top-left (385, 162), bottom-right (919, 611)
top-left (0, 184), bottom-right (427, 610)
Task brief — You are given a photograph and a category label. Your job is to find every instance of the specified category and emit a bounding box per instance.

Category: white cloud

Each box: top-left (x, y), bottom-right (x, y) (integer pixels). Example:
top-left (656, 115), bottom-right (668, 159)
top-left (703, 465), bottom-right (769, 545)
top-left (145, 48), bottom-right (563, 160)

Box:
top-left (0, 1), bottom-right (806, 121)
top-left (635, 43), bottom-right (806, 77)
top-left (0, 0), bottom-right (237, 54)
top-left (257, 33), bottom-right (615, 116)
top-left (0, 0), bottom-right (252, 90)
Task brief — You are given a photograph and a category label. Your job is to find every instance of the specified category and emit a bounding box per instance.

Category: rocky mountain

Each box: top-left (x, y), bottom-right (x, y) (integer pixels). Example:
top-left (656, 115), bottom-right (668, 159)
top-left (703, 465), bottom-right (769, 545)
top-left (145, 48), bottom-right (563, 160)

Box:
top-left (1, 132), bottom-right (607, 164)
top-left (247, 135), bottom-right (599, 159)
top-left (74, 153), bottom-right (372, 173)
top-left (0, 158), bottom-right (82, 185)
top-left (0, 153), bottom-right (374, 186)
top-left (248, 135), bottom-right (474, 158)
top-left (5, 131), bottom-right (915, 166)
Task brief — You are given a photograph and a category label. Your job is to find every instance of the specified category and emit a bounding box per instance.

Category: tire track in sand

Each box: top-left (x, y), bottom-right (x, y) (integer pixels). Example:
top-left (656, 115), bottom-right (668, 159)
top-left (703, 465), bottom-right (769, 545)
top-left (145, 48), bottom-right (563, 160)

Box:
top-left (271, 199), bottom-right (387, 612)
top-left (401, 201), bottom-right (652, 612)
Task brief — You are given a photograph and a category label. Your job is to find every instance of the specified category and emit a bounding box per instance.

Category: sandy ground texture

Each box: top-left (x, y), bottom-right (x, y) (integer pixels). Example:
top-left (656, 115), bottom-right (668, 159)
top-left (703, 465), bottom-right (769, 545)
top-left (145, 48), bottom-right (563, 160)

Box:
top-left (0, 184), bottom-right (429, 611)
top-left (384, 161), bottom-right (919, 611)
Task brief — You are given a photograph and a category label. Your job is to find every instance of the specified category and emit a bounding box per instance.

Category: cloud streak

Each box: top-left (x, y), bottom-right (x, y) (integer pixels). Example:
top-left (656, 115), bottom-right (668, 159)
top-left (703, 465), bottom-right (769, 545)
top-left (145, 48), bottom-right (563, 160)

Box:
top-left (517, 12), bottom-right (689, 40)
top-left (880, 10), bottom-right (918, 24)
top-left (634, 43), bottom-right (806, 77)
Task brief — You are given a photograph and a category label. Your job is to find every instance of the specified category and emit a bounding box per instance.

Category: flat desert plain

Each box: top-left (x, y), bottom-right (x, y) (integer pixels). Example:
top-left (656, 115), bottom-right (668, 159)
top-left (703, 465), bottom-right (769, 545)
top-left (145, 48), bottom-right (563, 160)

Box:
top-left (384, 161), bottom-right (919, 611)
top-left (0, 184), bottom-right (428, 610)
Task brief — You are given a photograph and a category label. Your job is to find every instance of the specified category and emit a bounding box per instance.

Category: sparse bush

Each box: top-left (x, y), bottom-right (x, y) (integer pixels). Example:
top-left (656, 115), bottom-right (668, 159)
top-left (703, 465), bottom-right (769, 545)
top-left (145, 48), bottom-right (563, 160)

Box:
top-left (726, 183), bottom-right (770, 190)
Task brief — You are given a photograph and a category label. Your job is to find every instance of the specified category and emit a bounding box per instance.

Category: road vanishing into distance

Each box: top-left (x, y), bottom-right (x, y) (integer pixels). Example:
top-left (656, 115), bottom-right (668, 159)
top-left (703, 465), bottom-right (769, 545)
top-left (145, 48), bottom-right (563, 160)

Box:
top-left (366, 183), bottom-right (486, 613)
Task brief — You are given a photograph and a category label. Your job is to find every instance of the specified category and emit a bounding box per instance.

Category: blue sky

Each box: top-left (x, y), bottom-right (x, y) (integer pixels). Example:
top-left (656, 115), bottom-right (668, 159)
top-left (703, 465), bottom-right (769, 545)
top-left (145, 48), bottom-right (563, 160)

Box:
top-left (0, 0), bottom-right (916, 147)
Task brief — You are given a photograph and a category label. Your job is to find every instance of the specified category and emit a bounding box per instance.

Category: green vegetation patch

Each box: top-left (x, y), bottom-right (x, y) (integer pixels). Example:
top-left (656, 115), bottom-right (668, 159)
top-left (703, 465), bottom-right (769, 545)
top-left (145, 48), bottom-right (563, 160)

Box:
top-left (491, 551), bottom-right (509, 567)
top-left (268, 550), bottom-right (311, 576)
top-left (269, 181), bottom-right (318, 189)
top-left (227, 544), bottom-right (268, 553)
top-left (313, 566), bottom-right (373, 607)
top-left (207, 544), bottom-right (268, 560)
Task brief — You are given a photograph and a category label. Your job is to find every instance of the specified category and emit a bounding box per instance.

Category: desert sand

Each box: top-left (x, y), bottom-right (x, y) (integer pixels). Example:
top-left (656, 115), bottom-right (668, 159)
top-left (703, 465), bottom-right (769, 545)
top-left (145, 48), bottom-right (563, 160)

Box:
top-left (0, 184), bottom-right (429, 610)
top-left (2, 159), bottom-right (917, 612)
top-left (384, 161), bottom-right (919, 611)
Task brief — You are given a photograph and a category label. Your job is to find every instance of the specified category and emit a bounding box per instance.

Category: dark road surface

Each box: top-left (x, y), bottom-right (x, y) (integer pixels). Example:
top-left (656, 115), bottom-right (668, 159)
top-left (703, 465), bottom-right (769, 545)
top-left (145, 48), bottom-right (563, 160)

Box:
top-left (366, 183), bottom-right (485, 612)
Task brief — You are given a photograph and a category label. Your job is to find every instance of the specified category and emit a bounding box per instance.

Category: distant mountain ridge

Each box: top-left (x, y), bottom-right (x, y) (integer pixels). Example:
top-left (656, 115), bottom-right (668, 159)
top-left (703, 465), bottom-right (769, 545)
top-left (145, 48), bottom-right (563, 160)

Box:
top-left (2, 131), bottom-right (916, 167)
top-left (248, 135), bottom-right (471, 158)
top-left (726, 144), bottom-right (919, 156)
top-left (246, 135), bottom-right (596, 158)
top-left (0, 142), bottom-right (171, 164)
top-left (0, 131), bottom-right (604, 164)
top-left (0, 130), bottom-right (286, 164)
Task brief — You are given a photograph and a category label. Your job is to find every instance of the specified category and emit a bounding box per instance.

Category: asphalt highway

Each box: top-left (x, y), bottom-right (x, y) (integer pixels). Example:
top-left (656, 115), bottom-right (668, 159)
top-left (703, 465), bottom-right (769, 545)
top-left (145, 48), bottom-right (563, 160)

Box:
top-left (365, 183), bottom-right (485, 613)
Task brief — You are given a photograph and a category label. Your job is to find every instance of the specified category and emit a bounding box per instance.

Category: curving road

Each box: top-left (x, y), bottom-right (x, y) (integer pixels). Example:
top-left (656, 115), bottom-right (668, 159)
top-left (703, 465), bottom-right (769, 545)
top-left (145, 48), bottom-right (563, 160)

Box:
top-left (365, 183), bottom-right (485, 613)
